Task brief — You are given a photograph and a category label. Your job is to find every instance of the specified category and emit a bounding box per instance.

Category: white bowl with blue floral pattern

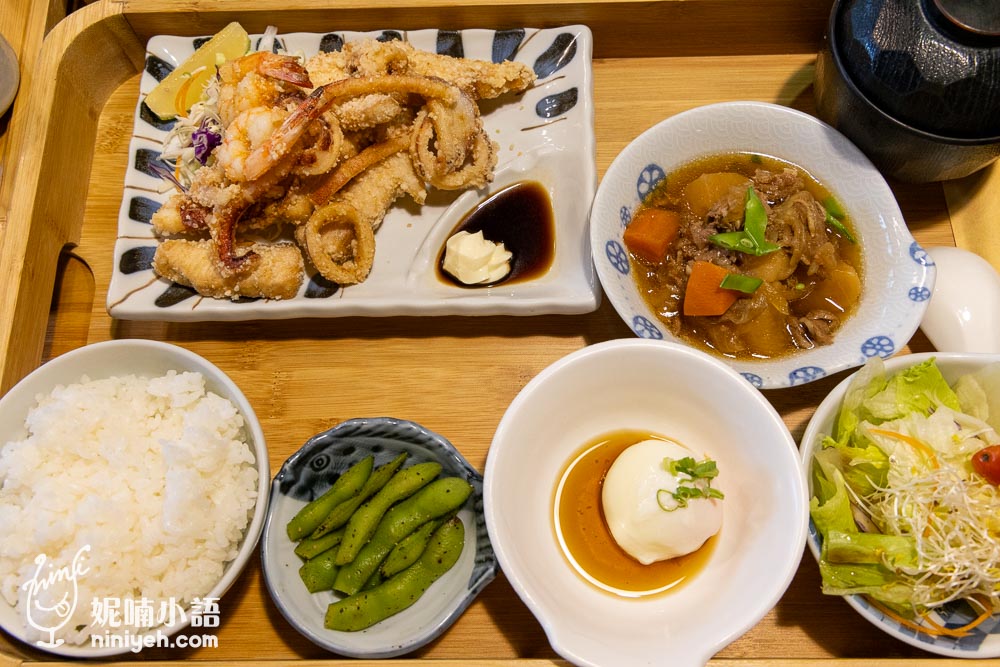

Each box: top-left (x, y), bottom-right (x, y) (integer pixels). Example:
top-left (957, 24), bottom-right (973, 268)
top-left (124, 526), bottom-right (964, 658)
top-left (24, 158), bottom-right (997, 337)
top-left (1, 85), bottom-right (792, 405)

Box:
top-left (590, 101), bottom-right (935, 389)
top-left (801, 352), bottom-right (1000, 657)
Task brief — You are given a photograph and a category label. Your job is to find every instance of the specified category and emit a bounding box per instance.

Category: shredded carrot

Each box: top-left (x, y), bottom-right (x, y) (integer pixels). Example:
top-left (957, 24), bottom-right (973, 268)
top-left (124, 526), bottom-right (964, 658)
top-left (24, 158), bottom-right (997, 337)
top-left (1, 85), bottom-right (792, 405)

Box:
top-left (922, 595), bottom-right (994, 637)
top-left (174, 75), bottom-right (195, 118)
top-left (683, 260), bottom-right (739, 316)
top-left (623, 208), bottom-right (681, 263)
top-left (869, 428), bottom-right (940, 469)
top-left (868, 596), bottom-right (994, 638)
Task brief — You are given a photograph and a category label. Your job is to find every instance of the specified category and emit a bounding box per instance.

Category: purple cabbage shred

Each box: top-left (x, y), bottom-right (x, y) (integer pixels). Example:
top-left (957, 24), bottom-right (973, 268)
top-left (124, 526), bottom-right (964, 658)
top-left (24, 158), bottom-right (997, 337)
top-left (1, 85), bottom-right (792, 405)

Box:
top-left (192, 122), bottom-right (222, 164)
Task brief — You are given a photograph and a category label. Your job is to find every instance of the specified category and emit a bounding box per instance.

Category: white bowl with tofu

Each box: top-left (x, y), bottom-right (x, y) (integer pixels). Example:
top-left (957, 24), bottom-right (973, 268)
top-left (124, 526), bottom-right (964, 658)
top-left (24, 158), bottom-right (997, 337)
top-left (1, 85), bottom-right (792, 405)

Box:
top-left (484, 338), bottom-right (807, 667)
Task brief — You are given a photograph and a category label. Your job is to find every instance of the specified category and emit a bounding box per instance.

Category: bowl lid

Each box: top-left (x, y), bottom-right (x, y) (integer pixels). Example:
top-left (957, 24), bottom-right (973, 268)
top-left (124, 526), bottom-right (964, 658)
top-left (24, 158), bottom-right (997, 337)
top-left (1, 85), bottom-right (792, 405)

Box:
top-left (832, 0), bottom-right (1000, 138)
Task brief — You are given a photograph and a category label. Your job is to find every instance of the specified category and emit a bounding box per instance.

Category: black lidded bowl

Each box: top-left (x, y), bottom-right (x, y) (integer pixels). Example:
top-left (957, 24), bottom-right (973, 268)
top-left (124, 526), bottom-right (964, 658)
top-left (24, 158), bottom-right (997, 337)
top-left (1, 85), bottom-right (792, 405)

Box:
top-left (814, 0), bottom-right (1000, 182)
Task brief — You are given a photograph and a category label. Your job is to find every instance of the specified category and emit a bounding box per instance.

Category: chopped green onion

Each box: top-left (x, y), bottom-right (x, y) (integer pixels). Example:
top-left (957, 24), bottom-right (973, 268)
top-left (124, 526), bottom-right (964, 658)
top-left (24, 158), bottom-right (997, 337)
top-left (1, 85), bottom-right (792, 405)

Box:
top-left (657, 456), bottom-right (725, 512)
top-left (720, 273), bottom-right (763, 294)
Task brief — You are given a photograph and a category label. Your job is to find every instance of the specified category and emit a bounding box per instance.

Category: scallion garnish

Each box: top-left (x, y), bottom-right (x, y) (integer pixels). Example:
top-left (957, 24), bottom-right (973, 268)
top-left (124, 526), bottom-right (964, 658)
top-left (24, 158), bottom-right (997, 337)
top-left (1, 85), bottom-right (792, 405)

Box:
top-left (657, 456), bottom-right (725, 512)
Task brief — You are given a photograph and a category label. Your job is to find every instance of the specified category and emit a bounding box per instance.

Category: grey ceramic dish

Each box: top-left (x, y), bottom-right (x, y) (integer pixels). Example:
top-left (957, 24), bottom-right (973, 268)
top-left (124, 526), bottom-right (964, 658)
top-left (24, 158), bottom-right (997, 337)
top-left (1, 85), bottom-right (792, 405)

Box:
top-left (260, 417), bottom-right (496, 658)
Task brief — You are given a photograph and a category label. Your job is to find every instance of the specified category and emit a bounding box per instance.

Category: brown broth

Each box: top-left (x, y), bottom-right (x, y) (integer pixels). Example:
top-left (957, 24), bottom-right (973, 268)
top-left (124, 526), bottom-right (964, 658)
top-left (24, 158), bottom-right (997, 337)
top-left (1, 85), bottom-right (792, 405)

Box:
top-left (630, 152), bottom-right (863, 360)
top-left (553, 430), bottom-right (717, 598)
top-left (436, 180), bottom-right (555, 287)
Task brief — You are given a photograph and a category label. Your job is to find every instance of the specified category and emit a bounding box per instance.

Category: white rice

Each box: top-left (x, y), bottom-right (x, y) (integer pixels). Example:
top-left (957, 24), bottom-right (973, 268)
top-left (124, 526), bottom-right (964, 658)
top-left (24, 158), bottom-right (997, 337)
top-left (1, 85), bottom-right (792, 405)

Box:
top-left (0, 371), bottom-right (257, 645)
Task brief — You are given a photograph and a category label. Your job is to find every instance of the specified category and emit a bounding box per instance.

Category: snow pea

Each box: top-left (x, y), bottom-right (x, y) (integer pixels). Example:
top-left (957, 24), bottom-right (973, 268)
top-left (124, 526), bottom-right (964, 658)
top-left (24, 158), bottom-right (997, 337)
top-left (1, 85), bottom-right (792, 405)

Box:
top-left (325, 517), bottom-right (465, 631)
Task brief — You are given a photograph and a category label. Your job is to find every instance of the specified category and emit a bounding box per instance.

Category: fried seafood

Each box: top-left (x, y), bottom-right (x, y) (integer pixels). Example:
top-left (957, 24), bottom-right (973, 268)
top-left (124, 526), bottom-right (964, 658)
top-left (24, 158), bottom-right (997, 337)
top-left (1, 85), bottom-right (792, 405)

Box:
top-left (150, 35), bottom-right (536, 300)
top-left (153, 238), bottom-right (304, 300)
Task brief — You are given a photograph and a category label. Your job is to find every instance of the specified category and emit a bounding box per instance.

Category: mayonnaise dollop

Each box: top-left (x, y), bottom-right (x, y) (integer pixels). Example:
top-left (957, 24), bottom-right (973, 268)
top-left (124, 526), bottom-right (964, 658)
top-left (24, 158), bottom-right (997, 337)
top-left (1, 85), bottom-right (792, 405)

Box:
top-left (442, 230), bottom-right (512, 285)
top-left (602, 439), bottom-right (723, 564)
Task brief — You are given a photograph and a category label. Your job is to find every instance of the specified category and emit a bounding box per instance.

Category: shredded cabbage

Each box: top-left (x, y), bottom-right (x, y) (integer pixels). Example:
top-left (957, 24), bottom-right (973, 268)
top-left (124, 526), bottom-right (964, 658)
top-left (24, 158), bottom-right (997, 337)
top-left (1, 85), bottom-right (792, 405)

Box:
top-left (810, 357), bottom-right (1000, 618)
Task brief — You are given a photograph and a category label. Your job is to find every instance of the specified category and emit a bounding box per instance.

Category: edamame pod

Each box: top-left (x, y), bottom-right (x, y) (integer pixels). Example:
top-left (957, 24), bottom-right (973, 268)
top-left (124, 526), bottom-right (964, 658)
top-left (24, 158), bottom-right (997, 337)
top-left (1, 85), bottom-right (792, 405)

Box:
top-left (334, 461), bottom-right (443, 566)
top-left (310, 452), bottom-right (408, 539)
top-left (379, 516), bottom-right (445, 578)
top-left (294, 527), bottom-right (346, 561)
top-left (325, 517), bottom-right (466, 631)
top-left (286, 456), bottom-right (373, 541)
top-left (333, 476), bottom-right (472, 594)
top-left (298, 545), bottom-right (341, 594)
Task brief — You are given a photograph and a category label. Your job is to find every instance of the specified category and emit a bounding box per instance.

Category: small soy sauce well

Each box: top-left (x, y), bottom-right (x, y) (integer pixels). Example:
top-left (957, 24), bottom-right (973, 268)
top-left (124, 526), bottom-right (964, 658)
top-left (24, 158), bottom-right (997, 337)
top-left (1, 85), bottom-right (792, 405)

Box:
top-left (437, 180), bottom-right (555, 287)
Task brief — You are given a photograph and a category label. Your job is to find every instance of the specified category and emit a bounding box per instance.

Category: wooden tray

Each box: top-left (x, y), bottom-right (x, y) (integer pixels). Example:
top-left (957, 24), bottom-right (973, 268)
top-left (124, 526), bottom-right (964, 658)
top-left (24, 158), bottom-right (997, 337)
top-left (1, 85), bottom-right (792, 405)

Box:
top-left (0, 0), bottom-right (995, 664)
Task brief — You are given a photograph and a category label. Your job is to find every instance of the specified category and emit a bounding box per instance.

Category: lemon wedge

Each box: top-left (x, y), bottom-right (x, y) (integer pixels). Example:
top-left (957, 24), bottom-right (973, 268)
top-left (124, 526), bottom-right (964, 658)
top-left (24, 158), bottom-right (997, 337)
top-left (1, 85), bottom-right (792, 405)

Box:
top-left (145, 22), bottom-right (250, 120)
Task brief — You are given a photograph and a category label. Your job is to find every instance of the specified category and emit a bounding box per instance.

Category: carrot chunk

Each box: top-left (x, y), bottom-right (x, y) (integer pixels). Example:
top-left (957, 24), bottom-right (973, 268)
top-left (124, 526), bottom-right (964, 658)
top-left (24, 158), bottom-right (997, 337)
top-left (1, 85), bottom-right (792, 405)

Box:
top-left (683, 261), bottom-right (740, 316)
top-left (623, 208), bottom-right (681, 263)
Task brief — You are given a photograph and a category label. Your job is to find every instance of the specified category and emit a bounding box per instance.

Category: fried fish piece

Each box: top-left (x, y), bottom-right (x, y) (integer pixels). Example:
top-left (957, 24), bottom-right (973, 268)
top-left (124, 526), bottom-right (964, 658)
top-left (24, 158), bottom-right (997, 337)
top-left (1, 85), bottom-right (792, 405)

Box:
top-left (153, 238), bottom-right (304, 300)
top-left (343, 38), bottom-right (535, 100)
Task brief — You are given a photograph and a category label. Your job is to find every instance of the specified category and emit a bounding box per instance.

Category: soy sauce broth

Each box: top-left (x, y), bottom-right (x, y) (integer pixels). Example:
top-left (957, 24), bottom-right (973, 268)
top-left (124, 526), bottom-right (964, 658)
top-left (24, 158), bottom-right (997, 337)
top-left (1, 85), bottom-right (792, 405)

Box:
top-left (553, 429), bottom-right (717, 598)
top-left (630, 152), bottom-right (863, 360)
top-left (436, 180), bottom-right (555, 287)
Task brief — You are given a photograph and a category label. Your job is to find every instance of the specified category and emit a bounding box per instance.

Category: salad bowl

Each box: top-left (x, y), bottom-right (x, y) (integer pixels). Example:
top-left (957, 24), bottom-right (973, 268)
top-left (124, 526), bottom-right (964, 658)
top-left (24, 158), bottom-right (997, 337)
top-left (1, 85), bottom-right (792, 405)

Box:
top-left (801, 352), bottom-right (1000, 657)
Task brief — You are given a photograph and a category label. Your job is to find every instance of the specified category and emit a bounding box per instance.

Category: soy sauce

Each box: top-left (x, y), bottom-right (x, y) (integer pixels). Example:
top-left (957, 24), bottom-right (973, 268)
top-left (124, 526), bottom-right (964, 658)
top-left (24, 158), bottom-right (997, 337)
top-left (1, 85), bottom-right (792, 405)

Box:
top-left (437, 180), bottom-right (555, 287)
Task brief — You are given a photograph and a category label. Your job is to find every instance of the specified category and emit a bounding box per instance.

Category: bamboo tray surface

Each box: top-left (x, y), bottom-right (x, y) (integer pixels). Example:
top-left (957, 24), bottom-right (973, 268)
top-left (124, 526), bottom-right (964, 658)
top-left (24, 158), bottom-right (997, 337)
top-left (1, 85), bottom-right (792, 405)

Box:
top-left (0, 0), bottom-right (992, 664)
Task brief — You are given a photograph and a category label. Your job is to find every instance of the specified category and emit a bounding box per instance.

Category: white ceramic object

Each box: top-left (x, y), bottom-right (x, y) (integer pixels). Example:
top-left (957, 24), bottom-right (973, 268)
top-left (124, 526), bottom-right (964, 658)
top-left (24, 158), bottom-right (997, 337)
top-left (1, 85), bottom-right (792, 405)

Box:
top-left (261, 418), bottom-right (496, 658)
top-left (107, 26), bottom-right (599, 321)
top-left (484, 339), bottom-right (807, 667)
top-left (0, 339), bottom-right (269, 658)
top-left (590, 101), bottom-right (935, 389)
top-left (920, 247), bottom-right (1000, 353)
top-left (800, 352), bottom-right (1000, 657)
top-left (0, 35), bottom-right (18, 117)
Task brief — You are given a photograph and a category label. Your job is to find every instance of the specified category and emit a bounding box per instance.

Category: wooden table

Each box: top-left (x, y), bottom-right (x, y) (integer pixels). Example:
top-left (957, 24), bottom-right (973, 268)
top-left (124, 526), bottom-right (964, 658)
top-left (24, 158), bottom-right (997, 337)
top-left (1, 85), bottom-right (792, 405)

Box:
top-left (0, 1), bottom-right (998, 665)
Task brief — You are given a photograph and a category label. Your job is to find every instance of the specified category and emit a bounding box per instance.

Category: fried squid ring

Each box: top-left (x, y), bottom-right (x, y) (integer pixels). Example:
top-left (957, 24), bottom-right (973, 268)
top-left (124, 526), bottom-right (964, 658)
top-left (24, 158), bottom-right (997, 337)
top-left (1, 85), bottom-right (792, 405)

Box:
top-left (411, 110), bottom-right (498, 190)
top-left (300, 202), bottom-right (376, 285)
top-left (243, 75), bottom-right (467, 182)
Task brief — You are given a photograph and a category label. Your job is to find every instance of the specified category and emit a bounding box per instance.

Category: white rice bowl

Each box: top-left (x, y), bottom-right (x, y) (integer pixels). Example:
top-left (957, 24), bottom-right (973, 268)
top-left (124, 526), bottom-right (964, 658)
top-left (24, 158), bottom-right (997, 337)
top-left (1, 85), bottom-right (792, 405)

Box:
top-left (0, 340), bottom-right (267, 657)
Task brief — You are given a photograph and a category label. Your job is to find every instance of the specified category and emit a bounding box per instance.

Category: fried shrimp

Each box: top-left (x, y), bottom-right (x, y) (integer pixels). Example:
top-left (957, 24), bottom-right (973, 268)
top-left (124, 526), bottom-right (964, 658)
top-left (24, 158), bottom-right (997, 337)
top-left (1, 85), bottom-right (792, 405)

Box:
top-left (149, 34), bottom-right (537, 299)
top-left (218, 52), bottom-right (313, 125)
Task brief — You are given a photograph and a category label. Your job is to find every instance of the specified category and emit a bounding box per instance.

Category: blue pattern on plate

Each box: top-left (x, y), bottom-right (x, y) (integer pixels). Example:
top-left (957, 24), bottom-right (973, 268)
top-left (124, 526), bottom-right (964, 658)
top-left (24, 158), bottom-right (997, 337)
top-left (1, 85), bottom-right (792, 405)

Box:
top-left (437, 30), bottom-right (463, 57)
top-left (789, 366), bottom-right (826, 385)
top-left (605, 240), bottom-right (629, 275)
top-left (741, 372), bottom-right (764, 388)
top-left (532, 32), bottom-right (577, 78)
top-left (619, 205), bottom-right (632, 228)
top-left (861, 335), bottom-right (895, 358)
top-left (909, 286), bottom-right (931, 301)
top-left (910, 242), bottom-right (933, 266)
top-left (491, 29), bottom-right (525, 63)
top-left (632, 315), bottom-right (663, 339)
top-left (128, 196), bottom-right (160, 224)
top-left (119, 247), bottom-right (156, 274)
top-left (637, 164), bottom-right (665, 202)
top-left (535, 88), bottom-right (578, 119)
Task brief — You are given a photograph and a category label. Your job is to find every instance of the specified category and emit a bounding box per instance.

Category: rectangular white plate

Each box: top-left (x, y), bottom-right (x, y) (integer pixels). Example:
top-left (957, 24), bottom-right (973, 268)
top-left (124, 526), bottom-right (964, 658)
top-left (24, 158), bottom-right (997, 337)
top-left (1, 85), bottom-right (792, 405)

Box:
top-left (106, 26), bottom-right (599, 321)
